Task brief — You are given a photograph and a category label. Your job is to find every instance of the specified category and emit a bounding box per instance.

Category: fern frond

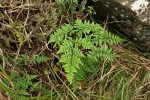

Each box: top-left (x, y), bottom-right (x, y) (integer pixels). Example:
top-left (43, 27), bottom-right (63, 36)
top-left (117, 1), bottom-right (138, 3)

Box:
top-left (31, 55), bottom-right (51, 64)
top-left (57, 39), bottom-right (73, 54)
top-left (56, 0), bottom-right (78, 5)
top-left (74, 19), bottom-right (91, 36)
top-left (13, 31), bottom-right (24, 45)
top-left (48, 18), bottom-right (122, 85)
top-left (48, 24), bottom-right (73, 46)
top-left (58, 40), bottom-right (84, 84)
top-left (74, 37), bottom-right (94, 49)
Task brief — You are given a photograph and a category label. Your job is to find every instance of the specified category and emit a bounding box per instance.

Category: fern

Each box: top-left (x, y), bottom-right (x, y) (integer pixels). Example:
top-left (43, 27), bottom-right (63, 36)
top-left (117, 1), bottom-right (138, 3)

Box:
top-left (11, 22), bottom-right (24, 45)
top-left (9, 72), bottom-right (37, 99)
top-left (2, 70), bottom-right (38, 99)
top-left (15, 54), bottom-right (51, 66)
top-left (31, 55), bottom-right (51, 64)
top-left (56, 0), bottom-right (78, 5)
top-left (58, 39), bottom-right (84, 84)
top-left (49, 24), bottom-right (73, 47)
top-left (56, 0), bottom-right (79, 13)
top-left (48, 19), bottom-right (122, 85)
top-left (13, 31), bottom-right (24, 45)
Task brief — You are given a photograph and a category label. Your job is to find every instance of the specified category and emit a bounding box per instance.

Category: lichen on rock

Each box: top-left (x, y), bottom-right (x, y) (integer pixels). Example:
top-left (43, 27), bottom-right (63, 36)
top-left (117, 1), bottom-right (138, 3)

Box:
top-left (116, 0), bottom-right (150, 24)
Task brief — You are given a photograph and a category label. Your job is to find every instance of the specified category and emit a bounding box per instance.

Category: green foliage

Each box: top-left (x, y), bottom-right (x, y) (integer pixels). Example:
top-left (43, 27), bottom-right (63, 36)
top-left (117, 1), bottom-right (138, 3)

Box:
top-left (15, 54), bottom-right (51, 66)
top-left (0, 65), bottom-right (18, 100)
top-left (13, 31), bottom-right (24, 45)
top-left (10, 73), bottom-right (37, 99)
top-left (5, 54), bottom-right (51, 99)
top-left (1, 1), bottom-right (149, 99)
top-left (0, 81), bottom-right (18, 100)
top-left (49, 19), bottom-right (122, 85)
top-left (11, 22), bottom-right (24, 45)
top-left (31, 55), bottom-right (51, 64)
top-left (34, 84), bottom-right (61, 100)
top-left (3, 71), bottom-right (38, 99)
top-left (34, 3), bottom-right (58, 31)
top-left (56, 0), bottom-right (79, 13)
top-left (56, 0), bottom-right (78, 5)
top-left (0, 64), bottom-right (38, 99)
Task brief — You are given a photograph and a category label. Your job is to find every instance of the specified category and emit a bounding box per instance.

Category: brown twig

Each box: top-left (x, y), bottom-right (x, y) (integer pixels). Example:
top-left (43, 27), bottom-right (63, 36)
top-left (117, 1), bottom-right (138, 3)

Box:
top-left (53, 64), bottom-right (66, 77)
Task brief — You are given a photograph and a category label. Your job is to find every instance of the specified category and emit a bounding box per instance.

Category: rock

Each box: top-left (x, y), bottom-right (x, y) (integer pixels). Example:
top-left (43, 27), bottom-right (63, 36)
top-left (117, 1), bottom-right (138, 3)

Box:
top-left (91, 0), bottom-right (150, 52)
top-left (116, 0), bottom-right (150, 24)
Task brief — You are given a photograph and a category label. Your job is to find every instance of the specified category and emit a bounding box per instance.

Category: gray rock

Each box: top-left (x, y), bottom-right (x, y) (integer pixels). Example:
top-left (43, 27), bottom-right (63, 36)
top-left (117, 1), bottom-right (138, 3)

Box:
top-left (116, 0), bottom-right (150, 24)
top-left (91, 0), bottom-right (150, 52)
